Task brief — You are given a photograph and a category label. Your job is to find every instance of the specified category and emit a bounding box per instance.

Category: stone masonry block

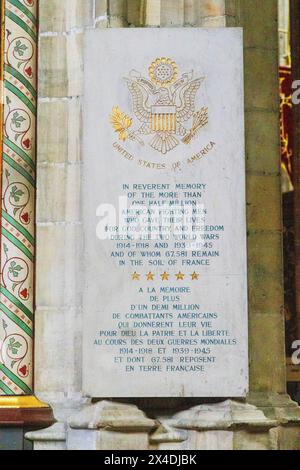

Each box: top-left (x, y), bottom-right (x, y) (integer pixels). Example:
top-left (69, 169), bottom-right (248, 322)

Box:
top-left (36, 224), bottom-right (83, 308)
top-left (39, 34), bottom-right (83, 98)
top-left (245, 110), bottom-right (281, 174)
top-left (246, 175), bottom-right (282, 231)
top-left (161, 0), bottom-right (184, 26)
top-left (39, 0), bottom-right (94, 33)
top-left (127, 0), bottom-right (143, 26)
top-left (249, 313), bottom-right (286, 394)
top-left (242, 0), bottom-right (278, 50)
top-left (37, 164), bottom-right (81, 223)
top-left (196, 0), bottom-right (225, 19)
top-left (37, 99), bottom-right (82, 164)
top-left (244, 48), bottom-right (279, 111)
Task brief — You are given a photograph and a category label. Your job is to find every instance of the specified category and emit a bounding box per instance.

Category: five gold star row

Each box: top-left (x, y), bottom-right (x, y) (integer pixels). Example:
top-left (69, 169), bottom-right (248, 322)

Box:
top-left (131, 271), bottom-right (199, 281)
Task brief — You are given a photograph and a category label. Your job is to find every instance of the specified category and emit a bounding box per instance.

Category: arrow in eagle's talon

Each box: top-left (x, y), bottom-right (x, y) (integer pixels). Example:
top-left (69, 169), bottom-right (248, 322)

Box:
top-left (182, 108), bottom-right (209, 144)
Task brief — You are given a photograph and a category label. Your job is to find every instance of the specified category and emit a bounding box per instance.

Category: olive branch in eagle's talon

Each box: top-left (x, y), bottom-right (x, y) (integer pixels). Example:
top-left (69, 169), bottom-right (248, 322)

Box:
top-left (110, 106), bottom-right (132, 141)
top-left (110, 106), bottom-right (144, 145)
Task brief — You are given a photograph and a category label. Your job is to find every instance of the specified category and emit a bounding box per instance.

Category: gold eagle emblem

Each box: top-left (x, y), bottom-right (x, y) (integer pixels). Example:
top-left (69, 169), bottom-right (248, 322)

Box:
top-left (110, 58), bottom-right (208, 155)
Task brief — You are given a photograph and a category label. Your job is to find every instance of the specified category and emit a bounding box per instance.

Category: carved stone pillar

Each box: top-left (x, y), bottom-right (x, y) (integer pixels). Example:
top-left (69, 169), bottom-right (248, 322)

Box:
top-left (0, 0), bottom-right (53, 448)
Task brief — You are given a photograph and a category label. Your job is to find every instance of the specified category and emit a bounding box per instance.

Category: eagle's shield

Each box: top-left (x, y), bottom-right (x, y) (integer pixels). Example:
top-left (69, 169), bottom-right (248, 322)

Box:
top-left (151, 105), bottom-right (177, 133)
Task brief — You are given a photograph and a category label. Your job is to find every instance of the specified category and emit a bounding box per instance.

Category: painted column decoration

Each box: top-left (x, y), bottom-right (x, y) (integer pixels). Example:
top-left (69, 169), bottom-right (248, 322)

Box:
top-left (0, 0), bottom-right (37, 396)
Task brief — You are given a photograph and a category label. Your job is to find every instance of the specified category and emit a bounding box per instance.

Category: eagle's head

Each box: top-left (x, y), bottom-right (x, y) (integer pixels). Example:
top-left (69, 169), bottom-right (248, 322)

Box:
top-left (157, 87), bottom-right (169, 95)
top-left (154, 87), bottom-right (171, 104)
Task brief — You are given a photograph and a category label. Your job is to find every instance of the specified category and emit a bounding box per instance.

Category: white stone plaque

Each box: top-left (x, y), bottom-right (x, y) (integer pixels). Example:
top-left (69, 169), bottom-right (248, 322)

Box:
top-left (82, 28), bottom-right (248, 397)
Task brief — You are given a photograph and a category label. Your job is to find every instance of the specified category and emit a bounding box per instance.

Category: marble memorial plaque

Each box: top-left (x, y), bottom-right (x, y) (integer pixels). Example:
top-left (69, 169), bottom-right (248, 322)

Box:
top-left (82, 28), bottom-right (248, 397)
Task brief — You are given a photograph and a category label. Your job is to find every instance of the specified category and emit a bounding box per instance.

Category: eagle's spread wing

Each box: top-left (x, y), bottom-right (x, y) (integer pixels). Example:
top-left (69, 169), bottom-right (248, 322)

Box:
top-left (125, 79), bottom-right (151, 123)
top-left (176, 78), bottom-right (204, 122)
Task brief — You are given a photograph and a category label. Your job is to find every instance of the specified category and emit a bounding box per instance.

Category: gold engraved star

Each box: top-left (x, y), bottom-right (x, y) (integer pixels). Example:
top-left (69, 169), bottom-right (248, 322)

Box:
top-left (161, 272), bottom-right (170, 281)
top-left (132, 272), bottom-right (140, 281)
top-left (191, 271), bottom-right (199, 281)
top-left (146, 272), bottom-right (155, 281)
top-left (175, 271), bottom-right (185, 281)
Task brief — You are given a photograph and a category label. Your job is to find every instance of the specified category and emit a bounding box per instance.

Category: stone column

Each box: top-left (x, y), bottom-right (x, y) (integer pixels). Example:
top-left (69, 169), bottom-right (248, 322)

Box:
top-left (291, 0), bottom-right (300, 342)
top-left (0, 0), bottom-right (37, 398)
top-left (236, 2), bottom-right (300, 444)
top-left (0, 0), bottom-right (53, 443)
top-left (240, 0), bottom-right (286, 396)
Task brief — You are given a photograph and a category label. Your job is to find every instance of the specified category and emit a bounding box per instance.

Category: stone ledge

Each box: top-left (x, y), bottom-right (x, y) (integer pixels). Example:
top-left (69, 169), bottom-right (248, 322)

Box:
top-left (160, 400), bottom-right (277, 432)
top-left (69, 400), bottom-right (157, 432)
top-left (150, 423), bottom-right (188, 444)
top-left (26, 422), bottom-right (66, 442)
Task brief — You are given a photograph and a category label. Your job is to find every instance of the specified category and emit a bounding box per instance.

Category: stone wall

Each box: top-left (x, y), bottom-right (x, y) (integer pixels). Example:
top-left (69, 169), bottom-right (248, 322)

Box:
top-left (30, 0), bottom-right (300, 450)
